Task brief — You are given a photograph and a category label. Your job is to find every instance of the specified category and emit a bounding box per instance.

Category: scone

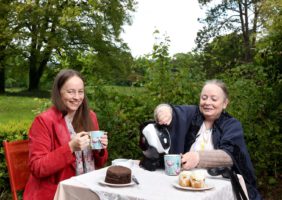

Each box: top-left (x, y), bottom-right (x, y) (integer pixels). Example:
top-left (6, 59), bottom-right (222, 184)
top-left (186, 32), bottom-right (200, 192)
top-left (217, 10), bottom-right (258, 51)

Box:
top-left (178, 171), bottom-right (192, 187)
top-left (190, 171), bottom-right (206, 188)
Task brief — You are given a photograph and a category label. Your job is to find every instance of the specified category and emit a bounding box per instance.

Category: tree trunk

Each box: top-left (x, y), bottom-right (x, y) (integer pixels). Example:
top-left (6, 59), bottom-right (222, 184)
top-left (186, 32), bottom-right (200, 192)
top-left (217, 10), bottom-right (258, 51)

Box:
top-left (28, 19), bottom-right (55, 91)
top-left (28, 40), bottom-right (40, 91)
top-left (28, 46), bottom-right (53, 91)
top-left (238, 0), bottom-right (252, 62)
top-left (28, 65), bottom-right (40, 91)
top-left (0, 45), bottom-right (6, 93)
top-left (251, 3), bottom-right (259, 49)
top-left (0, 65), bottom-right (5, 93)
top-left (243, 0), bottom-right (252, 62)
top-left (28, 55), bottom-right (49, 91)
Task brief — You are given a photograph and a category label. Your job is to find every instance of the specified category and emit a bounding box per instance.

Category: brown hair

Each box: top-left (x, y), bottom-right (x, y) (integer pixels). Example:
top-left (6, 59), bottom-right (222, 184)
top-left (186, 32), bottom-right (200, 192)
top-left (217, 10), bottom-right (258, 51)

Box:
top-left (204, 79), bottom-right (229, 100)
top-left (51, 69), bottom-right (94, 132)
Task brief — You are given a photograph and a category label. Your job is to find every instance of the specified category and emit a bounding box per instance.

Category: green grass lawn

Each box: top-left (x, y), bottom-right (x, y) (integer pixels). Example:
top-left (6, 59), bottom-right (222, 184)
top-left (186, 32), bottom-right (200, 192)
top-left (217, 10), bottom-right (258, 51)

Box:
top-left (0, 95), bottom-right (50, 124)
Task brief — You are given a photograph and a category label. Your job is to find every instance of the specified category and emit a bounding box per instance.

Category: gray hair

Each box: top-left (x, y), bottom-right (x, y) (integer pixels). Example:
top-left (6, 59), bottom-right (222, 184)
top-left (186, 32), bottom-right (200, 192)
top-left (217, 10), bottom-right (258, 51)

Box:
top-left (204, 79), bottom-right (229, 100)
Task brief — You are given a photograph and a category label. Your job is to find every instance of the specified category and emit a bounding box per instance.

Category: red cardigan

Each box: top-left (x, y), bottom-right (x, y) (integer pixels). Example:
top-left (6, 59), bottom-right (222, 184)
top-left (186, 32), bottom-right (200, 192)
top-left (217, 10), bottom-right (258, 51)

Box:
top-left (23, 106), bottom-right (108, 200)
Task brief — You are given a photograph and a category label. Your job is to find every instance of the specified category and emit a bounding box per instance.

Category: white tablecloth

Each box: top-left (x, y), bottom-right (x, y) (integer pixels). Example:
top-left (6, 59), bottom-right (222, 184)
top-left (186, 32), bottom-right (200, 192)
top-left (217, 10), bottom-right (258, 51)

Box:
top-left (54, 164), bottom-right (247, 200)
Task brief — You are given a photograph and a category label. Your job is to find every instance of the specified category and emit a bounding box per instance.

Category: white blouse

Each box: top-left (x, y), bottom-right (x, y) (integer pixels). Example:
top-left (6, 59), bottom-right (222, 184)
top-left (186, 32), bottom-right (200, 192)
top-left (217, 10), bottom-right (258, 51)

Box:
top-left (189, 123), bottom-right (214, 152)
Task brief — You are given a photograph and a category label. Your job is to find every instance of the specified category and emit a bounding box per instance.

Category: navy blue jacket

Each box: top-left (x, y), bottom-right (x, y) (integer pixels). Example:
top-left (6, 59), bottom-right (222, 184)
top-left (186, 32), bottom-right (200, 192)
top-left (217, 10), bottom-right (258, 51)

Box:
top-left (168, 105), bottom-right (262, 200)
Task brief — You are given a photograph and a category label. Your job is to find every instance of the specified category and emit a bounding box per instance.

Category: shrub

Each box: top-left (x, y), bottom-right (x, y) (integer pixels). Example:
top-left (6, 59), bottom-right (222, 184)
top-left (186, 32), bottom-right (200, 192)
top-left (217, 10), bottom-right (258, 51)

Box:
top-left (221, 64), bottom-right (282, 188)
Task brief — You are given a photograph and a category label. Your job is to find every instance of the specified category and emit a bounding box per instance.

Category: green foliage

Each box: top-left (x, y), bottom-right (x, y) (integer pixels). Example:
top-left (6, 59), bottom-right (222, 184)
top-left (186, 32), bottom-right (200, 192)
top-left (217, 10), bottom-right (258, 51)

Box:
top-left (200, 33), bottom-right (244, 78)
top-left (220, 64), bottom-right (282, 186)
top-left (1, 0), bottom-right (137, 90)
top-left (144, 32), bottom-right (173, 102)
top-left (196, 0), bottom-right (259, 62)
top-left (87, 83), bottom-right (151, 162)
top-left (255, 1), bottom-right (282, 80)
top-left (129, 56), bottom-right (151, 86)
top-left (82, 33), bottom-right (207, 163)
top-left (0, 121), bottom-right (29, 141)
top-left (144, 32), bottom-right (205, 105)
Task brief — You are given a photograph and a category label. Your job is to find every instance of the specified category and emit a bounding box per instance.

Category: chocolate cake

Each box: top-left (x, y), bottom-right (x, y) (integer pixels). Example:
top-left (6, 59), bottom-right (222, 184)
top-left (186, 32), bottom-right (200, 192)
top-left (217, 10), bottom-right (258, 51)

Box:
top-left (105, 166), bottom-right (132, 184)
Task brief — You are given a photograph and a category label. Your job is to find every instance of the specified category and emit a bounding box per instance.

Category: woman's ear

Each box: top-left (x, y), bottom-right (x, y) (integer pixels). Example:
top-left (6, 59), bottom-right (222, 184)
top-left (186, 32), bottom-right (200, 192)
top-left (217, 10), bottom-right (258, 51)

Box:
top-left (223, 98), bottom-right (229, 109)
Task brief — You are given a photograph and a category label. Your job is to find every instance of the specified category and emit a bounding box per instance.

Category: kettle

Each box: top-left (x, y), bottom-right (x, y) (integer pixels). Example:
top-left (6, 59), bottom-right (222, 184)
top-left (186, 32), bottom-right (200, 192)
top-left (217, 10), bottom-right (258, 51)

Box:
top-left (139, 121), bottom-right (171, 171)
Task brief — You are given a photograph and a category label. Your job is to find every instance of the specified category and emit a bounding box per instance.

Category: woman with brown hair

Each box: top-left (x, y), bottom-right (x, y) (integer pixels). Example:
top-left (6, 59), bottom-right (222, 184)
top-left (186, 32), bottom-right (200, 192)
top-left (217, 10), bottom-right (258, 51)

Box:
top-left (24, 69), bottom-right (108, 200)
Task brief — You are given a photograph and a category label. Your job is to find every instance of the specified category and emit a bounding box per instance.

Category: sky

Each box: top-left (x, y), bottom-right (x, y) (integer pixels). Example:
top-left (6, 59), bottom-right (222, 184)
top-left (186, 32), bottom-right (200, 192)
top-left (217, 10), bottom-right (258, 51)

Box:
top-left (121, 0), bottom-right (206, 57)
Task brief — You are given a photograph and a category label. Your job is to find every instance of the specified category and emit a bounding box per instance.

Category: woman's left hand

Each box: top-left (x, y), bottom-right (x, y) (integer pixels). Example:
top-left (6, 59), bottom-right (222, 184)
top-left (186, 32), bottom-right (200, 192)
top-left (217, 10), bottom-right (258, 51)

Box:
top-left (100, 132), bottom-right (108, 149)
top-left (181, 152), bottom-right (200, 170)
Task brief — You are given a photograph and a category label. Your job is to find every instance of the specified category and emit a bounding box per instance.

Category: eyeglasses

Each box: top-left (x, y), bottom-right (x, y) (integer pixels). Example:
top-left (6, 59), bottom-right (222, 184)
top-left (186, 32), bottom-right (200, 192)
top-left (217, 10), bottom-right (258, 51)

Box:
top-left (63, 89), bottom-right (84, 96)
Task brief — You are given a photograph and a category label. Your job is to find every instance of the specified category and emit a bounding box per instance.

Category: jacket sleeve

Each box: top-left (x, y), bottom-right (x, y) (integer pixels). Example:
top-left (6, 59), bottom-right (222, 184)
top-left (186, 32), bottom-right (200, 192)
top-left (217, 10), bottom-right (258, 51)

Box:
top-left (94, 150), bottom-right (108, 168)
top-left (28, 115), bottom-right (75, 178)
top-left (169, 105), bottom-right (197, 153)
top-left (218, 119), bottom-right (252, 176)
top-left (218, 118), bottom-right (260, 199)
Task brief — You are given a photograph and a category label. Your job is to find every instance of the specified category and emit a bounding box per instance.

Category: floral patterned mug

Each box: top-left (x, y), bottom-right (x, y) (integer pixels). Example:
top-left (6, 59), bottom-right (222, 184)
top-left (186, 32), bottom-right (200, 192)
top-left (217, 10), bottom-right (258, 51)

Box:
top-left (89, 130), bottom-right (105, 150)
top-left (164, 154), bottom-right (181, 176)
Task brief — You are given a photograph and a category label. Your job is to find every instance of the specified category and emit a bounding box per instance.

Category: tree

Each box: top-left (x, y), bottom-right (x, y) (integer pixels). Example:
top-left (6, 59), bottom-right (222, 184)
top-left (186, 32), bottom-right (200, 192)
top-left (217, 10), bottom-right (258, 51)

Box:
top-left (144, 31), bottom-right (172, 102)
top-left (200, 32), bottom-right (245, 77)
top-left (144, 31), bottom-right (204, 105)
top-left (171, 52), bottom-right (205, 81)
top-left (256, 0), bottom-right (282, 78)
top-left (196, 0), bottom-right (262, 62)
top-left (128, 56), bottom-right (151, 86)
top-left (0, 0), bottom-right (14, 93)
top-left (4, 0), bottom-right (136, 91)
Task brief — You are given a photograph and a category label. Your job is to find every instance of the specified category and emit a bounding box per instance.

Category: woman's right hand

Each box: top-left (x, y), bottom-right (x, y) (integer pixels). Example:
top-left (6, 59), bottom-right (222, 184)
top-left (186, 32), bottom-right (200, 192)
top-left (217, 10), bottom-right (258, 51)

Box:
top-left (154, 104), bottom-right (173, 125)
top-left (68, 131), bottom-right (90, 152)
top-left (181, 152), bottom-right (200, 170)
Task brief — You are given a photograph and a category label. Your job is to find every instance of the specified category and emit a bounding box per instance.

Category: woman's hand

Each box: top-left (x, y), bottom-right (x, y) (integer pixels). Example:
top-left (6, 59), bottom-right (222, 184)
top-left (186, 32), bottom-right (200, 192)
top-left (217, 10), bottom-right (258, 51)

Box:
top-left (154, 104), bottom-right (173, 125)
top-left (100, 132), bottom-right (108, 149)
top-left (68, 132), bottom-right (90, 152)
top-left (181, 152), bottom-right (200, 170)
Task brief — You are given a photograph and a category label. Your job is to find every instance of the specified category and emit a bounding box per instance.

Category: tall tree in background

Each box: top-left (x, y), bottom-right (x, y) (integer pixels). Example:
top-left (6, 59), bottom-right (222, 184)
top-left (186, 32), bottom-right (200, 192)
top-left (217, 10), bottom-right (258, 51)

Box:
top-left (4, 0), bottom-right (135, 91)
top-left (200, 32), bottom-right (245, 77)
top-left (0, 0), bottom-right (14, 93)
top-left (196, 0), bottom-right (261, 62)
top-left (257, 0), bottom-right (282, 77)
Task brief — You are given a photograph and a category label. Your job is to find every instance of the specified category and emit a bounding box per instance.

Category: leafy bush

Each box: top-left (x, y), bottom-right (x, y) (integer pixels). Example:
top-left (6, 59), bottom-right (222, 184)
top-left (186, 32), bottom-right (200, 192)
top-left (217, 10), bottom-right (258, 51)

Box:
top-left (84, 35), bottom-right (206, 162)
top-left (87, 84), bottom-right (153, 163)
top-left (220, 64), bottom-right (282, 187)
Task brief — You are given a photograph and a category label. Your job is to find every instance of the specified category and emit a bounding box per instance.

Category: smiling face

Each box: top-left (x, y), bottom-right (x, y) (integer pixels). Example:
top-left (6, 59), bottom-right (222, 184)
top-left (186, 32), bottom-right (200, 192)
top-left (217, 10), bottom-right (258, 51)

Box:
top-left (60, 76), bottom-right (84, 116)
top-left (199, 83), bottom-right (228, 122)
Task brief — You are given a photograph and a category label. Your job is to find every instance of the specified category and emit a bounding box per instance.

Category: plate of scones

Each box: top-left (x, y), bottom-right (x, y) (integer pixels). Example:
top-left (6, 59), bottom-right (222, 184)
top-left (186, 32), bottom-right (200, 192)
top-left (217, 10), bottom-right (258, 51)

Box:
top-left (173, 170), bottom-right (214, 191)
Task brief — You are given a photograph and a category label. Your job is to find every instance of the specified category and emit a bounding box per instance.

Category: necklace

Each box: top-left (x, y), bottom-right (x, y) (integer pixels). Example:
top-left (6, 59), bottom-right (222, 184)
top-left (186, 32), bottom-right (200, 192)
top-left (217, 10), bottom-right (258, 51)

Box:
top-left (202, 129), bottom-right (210, 143)
top-left (200, 128), bottom-right (211, 150)
top-left (192, 123), bottom-right (213, 152)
